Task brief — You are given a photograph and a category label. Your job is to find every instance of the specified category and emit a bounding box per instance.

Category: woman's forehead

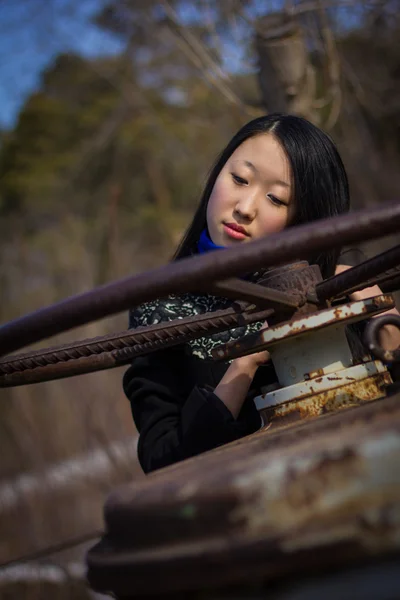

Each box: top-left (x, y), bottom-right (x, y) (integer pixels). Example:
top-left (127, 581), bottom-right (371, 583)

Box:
top-left (228, 135), bottom-right (291, 186)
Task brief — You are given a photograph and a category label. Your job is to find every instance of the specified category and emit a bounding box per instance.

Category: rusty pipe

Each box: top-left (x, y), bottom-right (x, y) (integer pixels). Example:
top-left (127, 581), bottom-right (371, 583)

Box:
top-left (316, 244), bottom-right (400, 301)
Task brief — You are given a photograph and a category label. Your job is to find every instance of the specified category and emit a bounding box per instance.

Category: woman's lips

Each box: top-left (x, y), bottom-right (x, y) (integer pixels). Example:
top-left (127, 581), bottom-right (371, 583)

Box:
top-left (223, 223), bottom-right (249, 240)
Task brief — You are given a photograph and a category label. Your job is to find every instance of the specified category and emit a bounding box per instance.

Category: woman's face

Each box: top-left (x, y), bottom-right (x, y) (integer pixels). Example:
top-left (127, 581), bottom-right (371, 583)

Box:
top-left (206, 133), bottom-right (294, 246)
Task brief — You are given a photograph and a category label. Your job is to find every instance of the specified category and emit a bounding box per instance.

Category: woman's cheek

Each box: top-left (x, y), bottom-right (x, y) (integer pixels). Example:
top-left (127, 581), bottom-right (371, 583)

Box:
top-left (261, 208), bottom-right (289, 235)
top-left (206, 194), bottom-right (222, 243)
top-left (207, 181), bottom-right (230, 223)
top-left (210, 179), bottom-right (229, 209)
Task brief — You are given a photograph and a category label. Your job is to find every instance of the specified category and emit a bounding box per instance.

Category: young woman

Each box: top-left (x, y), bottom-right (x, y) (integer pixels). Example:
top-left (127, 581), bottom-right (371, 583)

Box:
top-left (123, 113), bottom-right (399, 474)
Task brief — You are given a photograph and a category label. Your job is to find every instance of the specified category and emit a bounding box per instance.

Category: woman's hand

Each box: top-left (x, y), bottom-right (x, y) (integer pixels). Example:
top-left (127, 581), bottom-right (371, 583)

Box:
top-left (214, 321), bottom-right (270, 418)
top-left (233, 319), bottom-right (270, 373)
top-left (234, 349), bottom-right (270, 373)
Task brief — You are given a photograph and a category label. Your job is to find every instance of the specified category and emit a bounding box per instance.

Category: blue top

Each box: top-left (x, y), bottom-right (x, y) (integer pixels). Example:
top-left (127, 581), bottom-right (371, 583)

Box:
top-left (197, 229), bottom-right (224, 254)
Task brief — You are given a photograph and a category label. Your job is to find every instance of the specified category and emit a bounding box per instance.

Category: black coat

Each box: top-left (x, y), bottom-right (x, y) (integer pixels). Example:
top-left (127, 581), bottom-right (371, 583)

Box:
top-left (123, 345), bottom-right (276, 473)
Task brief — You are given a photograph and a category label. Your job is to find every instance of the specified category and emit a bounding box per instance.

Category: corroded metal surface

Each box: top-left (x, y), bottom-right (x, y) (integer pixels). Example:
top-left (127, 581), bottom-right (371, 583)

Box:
top-left (86, 393), bottom-right (400, 597)
top-left (255, 360), bottom-right (390, 408)
top-left (206, 278), bottom-right (303, 309)
top-left (259, 370), bottom-right (392, 430)
top-left (2, 202), bottom-right (400, 357)
top-left (258, 261), bottom-right (322, 295)
top-left (257, 262), bottom-right (324, 319)
top-left (212, 295), bottom-right (395, 361)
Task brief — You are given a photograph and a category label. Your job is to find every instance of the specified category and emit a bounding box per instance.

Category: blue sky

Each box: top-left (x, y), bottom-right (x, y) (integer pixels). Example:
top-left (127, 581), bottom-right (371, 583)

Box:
top-left (0, 0), bottom-right (123, 129)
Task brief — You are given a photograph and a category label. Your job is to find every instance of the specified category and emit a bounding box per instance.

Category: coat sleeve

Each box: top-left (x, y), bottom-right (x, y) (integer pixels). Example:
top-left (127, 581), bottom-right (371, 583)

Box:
top-left (123, 348), bottom-right (261, 473)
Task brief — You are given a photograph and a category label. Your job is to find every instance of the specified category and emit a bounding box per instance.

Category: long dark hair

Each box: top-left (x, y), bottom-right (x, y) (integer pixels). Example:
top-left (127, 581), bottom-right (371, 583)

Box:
top-left (174, 113), bottom-right (350, 279)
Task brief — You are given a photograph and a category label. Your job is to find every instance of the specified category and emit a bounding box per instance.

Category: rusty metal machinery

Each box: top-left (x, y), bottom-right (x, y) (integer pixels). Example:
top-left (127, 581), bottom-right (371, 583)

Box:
top-left (86, 395), bottom-right (400, 598)
top-left (85, 259), bottom-right (400, 597)
top-left (2, 203), bottom-right (400, 597)
top-left (211, 269), bottom-right (394, 427)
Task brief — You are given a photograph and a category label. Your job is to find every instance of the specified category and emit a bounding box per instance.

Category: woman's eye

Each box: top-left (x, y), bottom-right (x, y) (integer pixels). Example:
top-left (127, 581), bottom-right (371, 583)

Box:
top-left (267, 194), bottom-right (286, 207)
top-left (231, 173), bottom-right (248, 185)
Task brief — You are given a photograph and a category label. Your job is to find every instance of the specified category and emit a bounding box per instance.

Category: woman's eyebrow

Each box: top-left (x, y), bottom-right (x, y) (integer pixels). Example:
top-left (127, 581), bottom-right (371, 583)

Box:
top-left (242, 160), bottom-right (290, 188)
top-left (243, 160), bottom-right (257, 173)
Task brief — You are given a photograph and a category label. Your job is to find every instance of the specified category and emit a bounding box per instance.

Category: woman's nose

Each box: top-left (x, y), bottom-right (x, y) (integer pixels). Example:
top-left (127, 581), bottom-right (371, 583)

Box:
top-left (234, 193), bottom-right (257, 220)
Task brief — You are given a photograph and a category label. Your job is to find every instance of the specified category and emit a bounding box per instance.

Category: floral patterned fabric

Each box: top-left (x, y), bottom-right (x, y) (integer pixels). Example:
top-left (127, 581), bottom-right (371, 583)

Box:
top-left (129, 292), bottom-right (262, 360)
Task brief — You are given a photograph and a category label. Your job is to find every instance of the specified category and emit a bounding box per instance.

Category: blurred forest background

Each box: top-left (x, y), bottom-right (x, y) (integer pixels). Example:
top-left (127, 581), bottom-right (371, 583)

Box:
top-left (0, 0), bottom-right (400, 596)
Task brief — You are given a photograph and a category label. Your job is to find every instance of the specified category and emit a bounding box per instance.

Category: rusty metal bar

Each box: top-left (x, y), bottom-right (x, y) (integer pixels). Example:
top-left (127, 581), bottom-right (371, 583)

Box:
top-left (338, 265), bottom-right (400, 295)
top-left (0, 306), bottom-right (252, 374)
top-left (0, 307), bottom-right (274, 387)
top-left (0, 352), bottom-right (124, 387)
top-left (206, 278), bottom-right (301, 309)
top-left (316, 243), bottom-right (400, 301)
top-left (1, 202), bottom-right (400, 357)
top-left (212, 294), bottom-right (395, 362)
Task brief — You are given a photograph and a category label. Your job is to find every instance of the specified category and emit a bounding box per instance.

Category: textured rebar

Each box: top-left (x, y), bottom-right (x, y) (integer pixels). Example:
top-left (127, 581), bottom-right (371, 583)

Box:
top-left (0, 305), bottom-right (253, 374)
top-left (2, 202), bottom-right (400, 357)
top-left (0, 307), bottom-right (274, 387)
